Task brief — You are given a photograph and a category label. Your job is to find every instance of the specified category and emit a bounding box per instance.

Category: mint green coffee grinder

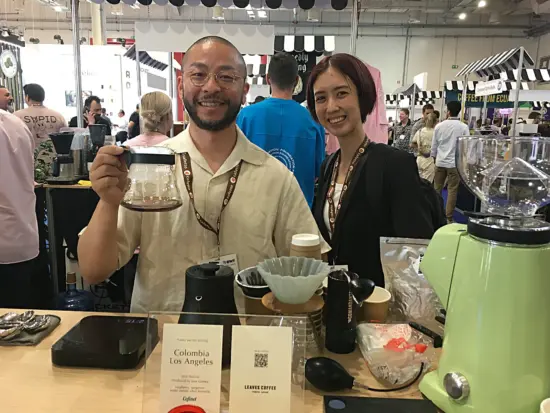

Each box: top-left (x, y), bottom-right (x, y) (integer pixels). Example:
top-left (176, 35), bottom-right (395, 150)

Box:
top-left (420, 135), bottom-right (550, 413)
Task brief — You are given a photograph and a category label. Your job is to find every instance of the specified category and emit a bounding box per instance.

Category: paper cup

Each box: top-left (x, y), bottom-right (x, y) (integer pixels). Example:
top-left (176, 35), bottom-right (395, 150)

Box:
top-left (540, 399), bottom-right (550, 413)
top-left (357, 286), bottom-right (391, 323)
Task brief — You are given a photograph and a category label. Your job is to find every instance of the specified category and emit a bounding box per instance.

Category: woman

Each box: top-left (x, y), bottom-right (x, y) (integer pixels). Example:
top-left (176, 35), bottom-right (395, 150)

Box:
top-left (392, 108), bottom-right (413, 153)
top-left (411, 112), bottom-right (437, 182)
top-left (124, 92), bottom-right (173, 147)
top-left (306, 54), bottom-right (434, 286)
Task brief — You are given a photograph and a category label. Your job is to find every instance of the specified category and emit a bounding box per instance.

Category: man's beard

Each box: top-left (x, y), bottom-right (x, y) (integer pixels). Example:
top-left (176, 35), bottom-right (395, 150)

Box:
top-left (184, 95), bottom-right (241, 132)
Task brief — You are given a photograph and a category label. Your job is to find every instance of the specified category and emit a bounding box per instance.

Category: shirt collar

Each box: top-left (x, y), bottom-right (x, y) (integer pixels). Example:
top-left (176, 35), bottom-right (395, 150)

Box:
top-left (162, 125), bottom-right (265, 175)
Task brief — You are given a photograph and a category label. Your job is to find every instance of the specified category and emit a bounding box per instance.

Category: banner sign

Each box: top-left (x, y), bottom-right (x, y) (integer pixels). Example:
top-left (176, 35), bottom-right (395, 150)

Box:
top-left (290, 51), bottom-right (316, 104)
top-left (475, 79), bottom-right (505, 97)
top-left (445, 90), bottom-right (513, 108)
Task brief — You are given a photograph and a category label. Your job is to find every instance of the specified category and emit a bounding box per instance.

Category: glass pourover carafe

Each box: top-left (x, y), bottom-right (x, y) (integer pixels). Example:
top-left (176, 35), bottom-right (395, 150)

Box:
top-left (121, 147), bottom-right (182, 212)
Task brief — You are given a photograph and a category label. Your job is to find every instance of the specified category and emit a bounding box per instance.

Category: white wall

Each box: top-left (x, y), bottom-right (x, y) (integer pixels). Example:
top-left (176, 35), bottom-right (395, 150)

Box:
top-left (335, 34), bottom-right (541, 95)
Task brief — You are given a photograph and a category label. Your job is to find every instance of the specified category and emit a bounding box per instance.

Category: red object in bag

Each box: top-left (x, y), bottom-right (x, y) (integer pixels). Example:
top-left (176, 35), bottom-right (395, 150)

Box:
top-left (384, 338), bottom-right (428, 354)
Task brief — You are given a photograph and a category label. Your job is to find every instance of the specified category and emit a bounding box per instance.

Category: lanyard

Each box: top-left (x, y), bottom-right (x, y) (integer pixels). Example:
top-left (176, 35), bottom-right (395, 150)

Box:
top-left (180, 152), bottom-right (243, 258)
top-left (326, 136), bottom-right (369, 234)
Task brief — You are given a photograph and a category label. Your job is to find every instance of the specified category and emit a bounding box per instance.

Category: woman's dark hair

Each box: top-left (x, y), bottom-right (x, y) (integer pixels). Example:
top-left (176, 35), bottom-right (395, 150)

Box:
top-left (400, 108), bottom-right (410, 116)
top-left (306, 53), bottom-right (376, 123)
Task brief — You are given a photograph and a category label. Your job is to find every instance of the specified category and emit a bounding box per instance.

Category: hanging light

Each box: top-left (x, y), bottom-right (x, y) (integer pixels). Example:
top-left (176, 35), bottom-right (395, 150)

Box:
top-left (458, 12), bottom-right (467, 20)
top-left (1, 29), bottom-right (9, 38)
top-left (478, 0), bottom-right (487, 7)
top-left (212, 5), bottom-right (224, 20)
top-left (408, 10), bottom-right (421, 24)
top-left (307, 9), bottom-right (320, 22)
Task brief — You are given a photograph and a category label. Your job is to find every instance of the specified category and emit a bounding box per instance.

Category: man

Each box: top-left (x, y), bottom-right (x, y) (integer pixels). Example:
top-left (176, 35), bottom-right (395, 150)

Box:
top-left (431, 101), bottom-right (470, 223)
top-left (0, 109), bottom-right (39, 308)
top-left (100, 108), bottom-right (113, 128)
top-left (69, 95), bottom-right (112, 135)
top-left (116, 109), bottom-right (128, 130)
top-left (0, 85), bottom-right (14, 112)
top-left (14, 83), bottom-right (68, 182)
top-left (78, 36), bottom-right (328, 313)
top-left (237, 52), bottom-right (325, 206)
top-left (128, 104), bottom-right (140, 138)
top-left (14, 83), bottom-right (67, 147)
top-left (410, 104), bottom-right (434, 140)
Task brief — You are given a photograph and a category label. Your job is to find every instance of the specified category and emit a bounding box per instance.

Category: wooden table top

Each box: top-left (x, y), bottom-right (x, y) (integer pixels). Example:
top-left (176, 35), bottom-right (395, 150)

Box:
top-left (0, 309), bottom-right (430, 413)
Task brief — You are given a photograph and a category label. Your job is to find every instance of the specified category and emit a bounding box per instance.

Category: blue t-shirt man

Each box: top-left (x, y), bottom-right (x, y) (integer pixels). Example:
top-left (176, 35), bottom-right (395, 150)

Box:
top-left (237, 98), bottom-right (325, 207)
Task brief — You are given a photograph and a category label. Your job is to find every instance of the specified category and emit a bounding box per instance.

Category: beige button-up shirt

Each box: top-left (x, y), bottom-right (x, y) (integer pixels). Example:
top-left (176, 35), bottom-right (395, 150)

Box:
top-left (117, 126), bottom-right (328, 313)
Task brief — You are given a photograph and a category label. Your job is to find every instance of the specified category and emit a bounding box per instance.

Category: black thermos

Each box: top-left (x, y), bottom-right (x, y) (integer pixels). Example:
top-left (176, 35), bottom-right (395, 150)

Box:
top-left (178, 263), bottom-right (240, 367)
top-left (325, 270), bottom-right (359, 354)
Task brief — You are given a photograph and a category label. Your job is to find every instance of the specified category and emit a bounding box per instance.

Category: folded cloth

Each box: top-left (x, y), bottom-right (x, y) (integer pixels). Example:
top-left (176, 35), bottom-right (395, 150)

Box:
top-left (0, 315), bottom-right (60, 346)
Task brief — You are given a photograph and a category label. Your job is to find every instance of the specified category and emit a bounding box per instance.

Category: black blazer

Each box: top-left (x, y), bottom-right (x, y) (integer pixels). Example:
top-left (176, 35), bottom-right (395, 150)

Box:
top-left (313, 143), bottom-right (434, 287)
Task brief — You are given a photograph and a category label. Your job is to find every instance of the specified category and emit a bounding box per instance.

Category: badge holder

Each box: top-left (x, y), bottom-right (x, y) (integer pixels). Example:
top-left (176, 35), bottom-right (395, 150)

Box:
top-left (141, 311), bottom-right (307, 413)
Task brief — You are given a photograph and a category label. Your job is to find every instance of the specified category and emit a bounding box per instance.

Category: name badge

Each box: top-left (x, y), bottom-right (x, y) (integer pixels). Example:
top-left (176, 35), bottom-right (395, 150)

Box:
top-left (201, 254), bottom-right (239, 274)
top-left (399, 134), bottom-right (406, 140)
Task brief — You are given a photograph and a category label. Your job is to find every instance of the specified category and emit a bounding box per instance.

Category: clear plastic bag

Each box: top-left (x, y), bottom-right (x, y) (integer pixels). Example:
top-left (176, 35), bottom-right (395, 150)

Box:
top-left (357, 323), bottom-right (437, 387)
top-left (380, 237), bottom-right (443, 327)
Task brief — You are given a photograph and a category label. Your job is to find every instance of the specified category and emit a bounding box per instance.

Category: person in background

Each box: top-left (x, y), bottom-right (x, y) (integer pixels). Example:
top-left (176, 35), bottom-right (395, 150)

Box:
top-left (528, 111), bottom-right (542, 124)
top-left (307, 53), bottom-right (433, 287)
top-left (411, 112), bottom-right (437, 182)
top-left (14, 84), bottom-right (68, 183)
top-left (475, 118), bottom-right (482, 129)
top-left (100, 108), bottom-right (113, 128)
top-left (410, 104), bottom-right (434, 140)
top-left (431, 101), bottom-right (470, 223)
top-left (124, 92), bottom-right (173, 147)
top-left (115, 109), bottom-right (128, 129)
top-left (253, 96), bottom-right (265, 104)
top-left (434, 110), bottom-right (440, 122)
top-left (0, 85), bottom-right (14, 112)
top-left (15, 84), bottom-right (67, 147)
top-left (0, 109), bottom-right (39, 308)
top-left (69, 95), bottom-right (112, 136)
top-left (128, 104), bottom-right (141, 139)
top-left (237, 52), bottom-right (325, 207)
top-left (78, 36), bottom-right (327, 313)
top-left (392, 108), bottom-right (413, 153)
top-left (501, 118), bottom-right (512, 135)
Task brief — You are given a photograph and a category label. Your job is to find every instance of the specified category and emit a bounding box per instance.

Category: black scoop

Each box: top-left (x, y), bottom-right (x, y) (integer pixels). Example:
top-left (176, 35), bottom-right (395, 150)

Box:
top-left (50, 132), bottom-right (75, 155)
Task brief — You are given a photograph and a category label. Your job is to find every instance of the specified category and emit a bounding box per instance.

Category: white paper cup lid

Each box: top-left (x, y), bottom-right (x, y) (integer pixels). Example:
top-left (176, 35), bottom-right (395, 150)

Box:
top-left (291, 233), bottom-right (320, 247)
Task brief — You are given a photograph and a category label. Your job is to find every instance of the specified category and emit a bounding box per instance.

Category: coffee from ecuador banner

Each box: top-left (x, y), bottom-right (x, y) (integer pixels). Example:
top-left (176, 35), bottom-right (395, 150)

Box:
top-left (445, 90), bottom-right (514, 108)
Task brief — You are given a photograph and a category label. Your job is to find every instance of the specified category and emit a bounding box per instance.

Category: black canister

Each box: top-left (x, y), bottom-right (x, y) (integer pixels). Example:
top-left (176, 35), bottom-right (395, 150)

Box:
top-left (179, 263), bottom-right (240, 367)
top-left (325, 270), bottom-right (359, 354)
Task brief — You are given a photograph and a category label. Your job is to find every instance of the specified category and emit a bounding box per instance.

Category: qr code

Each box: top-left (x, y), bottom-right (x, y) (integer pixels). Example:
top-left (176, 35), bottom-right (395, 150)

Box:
top-left (254, 353), bottom-right (268, 368)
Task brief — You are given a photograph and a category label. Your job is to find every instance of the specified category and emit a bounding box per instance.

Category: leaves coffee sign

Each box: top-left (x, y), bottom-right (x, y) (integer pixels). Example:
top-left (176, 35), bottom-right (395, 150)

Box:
top-left (0, 50), bottom-right (17, 79)
top-left (291, 51), bottom-right (316, 104)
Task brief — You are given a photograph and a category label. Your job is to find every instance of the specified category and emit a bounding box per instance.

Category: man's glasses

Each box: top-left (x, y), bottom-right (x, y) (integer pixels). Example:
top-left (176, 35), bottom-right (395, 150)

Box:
top-left (186, 71), bottom-right (243, 89)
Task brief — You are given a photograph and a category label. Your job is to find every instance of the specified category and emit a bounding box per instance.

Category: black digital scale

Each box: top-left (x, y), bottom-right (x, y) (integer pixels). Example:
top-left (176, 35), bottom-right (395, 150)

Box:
top-left (51, 315), bottom-right (159, 370)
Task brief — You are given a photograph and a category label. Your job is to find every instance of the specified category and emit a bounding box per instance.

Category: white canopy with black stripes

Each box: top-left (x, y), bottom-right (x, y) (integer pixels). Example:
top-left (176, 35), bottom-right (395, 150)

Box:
top-left (274, 36), bottom-right (335, 55)
top-left (498, 69), bottom-right (550, 82)
top-left (445, 80), bottom-right (529, 91)
top-left (124, 45), bottom-right (168, 71)
top-left (385, 92), bottom-right (441, 106)
top-left (456, 47), bottom-right (535, 78)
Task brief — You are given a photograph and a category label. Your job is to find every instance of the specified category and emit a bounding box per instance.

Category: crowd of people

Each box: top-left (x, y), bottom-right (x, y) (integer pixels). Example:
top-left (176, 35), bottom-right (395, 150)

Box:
top-left (0, 35), bottom-right (501, 310)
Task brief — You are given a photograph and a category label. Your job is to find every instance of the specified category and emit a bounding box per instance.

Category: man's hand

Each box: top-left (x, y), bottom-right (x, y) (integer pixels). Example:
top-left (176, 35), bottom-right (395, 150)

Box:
top-left (86, 111), bottom-right (96, 126)
top-left (90, 146), bottom-right (128, 207)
